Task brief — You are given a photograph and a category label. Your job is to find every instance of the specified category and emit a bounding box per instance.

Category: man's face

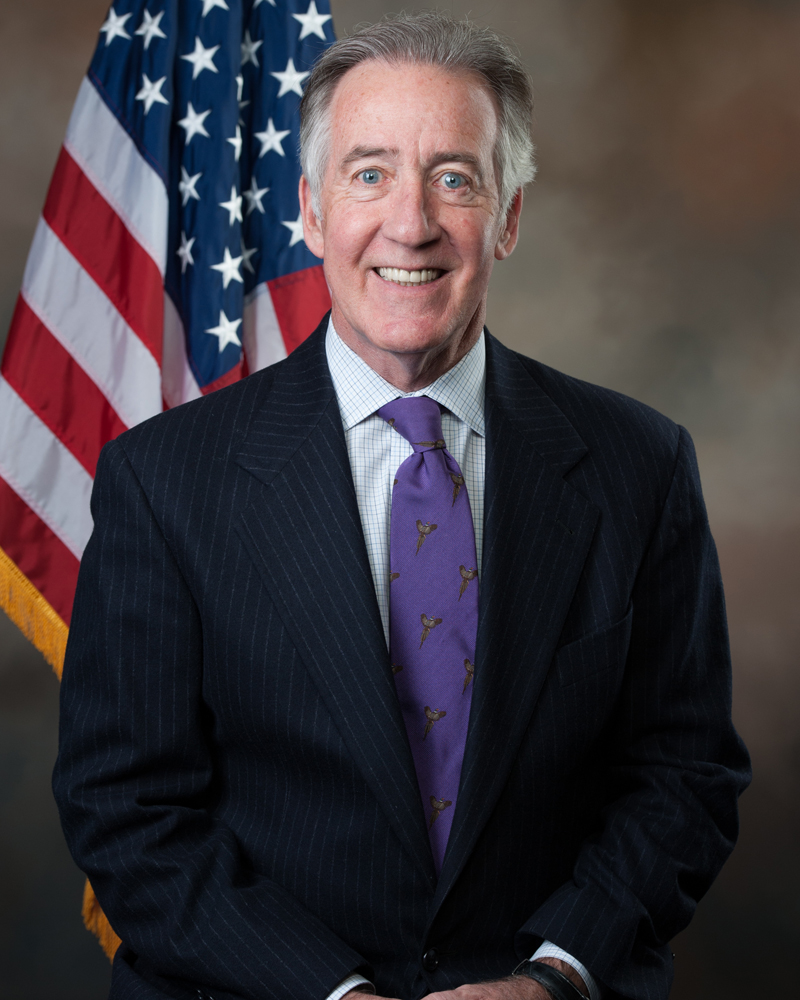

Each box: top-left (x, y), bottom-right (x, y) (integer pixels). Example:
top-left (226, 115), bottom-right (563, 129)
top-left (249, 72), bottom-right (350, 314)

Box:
top-left (300, 60), bottom-right (521, 368)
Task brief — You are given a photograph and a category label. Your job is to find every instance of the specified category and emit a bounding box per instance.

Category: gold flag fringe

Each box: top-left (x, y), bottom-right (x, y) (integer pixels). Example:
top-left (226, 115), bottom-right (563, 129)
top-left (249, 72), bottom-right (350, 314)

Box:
top-left (0, 544), bottom-right (68, 679)
top-left (82, 880), bottom-right (121, 961)
top-left (0, 545), bottom-right (120, 960)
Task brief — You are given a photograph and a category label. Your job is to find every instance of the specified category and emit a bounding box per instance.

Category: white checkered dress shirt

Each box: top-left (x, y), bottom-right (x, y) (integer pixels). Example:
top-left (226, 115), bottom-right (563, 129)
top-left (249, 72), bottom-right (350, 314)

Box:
top-left (326, 320), bottom-right (486, 647)
top-left (323, 320), bottom-right (601, 1000)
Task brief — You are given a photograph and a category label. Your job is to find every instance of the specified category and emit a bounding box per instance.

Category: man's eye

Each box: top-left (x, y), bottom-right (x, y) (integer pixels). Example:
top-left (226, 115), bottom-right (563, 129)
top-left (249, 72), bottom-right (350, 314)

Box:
top-left (358, 169), bottom-right (381, 185)
top-left (441, 172), bottom-right (466, 189)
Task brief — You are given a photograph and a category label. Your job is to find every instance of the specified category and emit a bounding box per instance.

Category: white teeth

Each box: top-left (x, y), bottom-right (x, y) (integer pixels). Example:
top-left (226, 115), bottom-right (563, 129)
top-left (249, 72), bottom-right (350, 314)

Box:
top-left (377, 267), bottom-right (441, 286)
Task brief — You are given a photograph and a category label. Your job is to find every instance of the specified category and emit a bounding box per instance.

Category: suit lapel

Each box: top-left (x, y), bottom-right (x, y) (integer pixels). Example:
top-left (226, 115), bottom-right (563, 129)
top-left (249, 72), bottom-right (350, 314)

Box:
top-left (234, 323), bottom-right (436, 889)
top-left (433, 335), bottom-right (600, 908)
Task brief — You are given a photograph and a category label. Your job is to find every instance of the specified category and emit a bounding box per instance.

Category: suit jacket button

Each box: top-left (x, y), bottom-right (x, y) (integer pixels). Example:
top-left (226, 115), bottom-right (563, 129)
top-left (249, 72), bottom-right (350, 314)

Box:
top-left (422, 948), bottom-right (439, 972)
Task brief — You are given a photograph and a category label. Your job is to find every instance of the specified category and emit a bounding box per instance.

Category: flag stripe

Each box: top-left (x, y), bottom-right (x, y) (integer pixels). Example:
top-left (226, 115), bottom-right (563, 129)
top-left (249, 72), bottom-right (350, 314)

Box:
top-left (200, 360), bottom-right (246, 396)
top-left (162, 292), bottom-right (203, 409)
top-left (0, 376), bottom-right (94, 560)
top-left (64, 76), bottom-right (168, 275)
top-left (0, 476), bottom-right (79, 626)
top-left (243, 283), bottom-right (289, 373)
top-left (43, 147), bottom-right (163, 365)
top-left (268, 266), bottom-right (331, 354)
top-left (22, 218), bottom-right (162, 430)
top-left (1, 296), bottom-right (127, 477)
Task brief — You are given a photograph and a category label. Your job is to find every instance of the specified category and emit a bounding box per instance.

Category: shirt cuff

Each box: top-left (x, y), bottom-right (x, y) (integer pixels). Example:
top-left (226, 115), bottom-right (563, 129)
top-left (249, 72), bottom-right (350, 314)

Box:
top-left (531, 941), bottom-right (601, 1000)
top-left (324, 973), bottom-right (375, 1000)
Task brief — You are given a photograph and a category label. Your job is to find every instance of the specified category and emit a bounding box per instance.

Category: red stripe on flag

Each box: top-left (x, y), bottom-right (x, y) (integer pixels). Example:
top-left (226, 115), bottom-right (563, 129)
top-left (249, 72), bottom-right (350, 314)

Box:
top-left (200, 358), bottom-right (245, 396)
top-left (268, 265), bottom-right (330, 354)
top-left (42, 147), bottom-right (163, 365)
top-left (0, 476), bottom-right (80, 625)
top-left (1, 296), bottom-right (127, 477)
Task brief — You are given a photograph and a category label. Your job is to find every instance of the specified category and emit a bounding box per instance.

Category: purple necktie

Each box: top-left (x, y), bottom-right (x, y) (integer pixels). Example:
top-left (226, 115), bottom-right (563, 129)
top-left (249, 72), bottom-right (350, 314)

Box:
top-left (378, 396), bottom-right (479, 873)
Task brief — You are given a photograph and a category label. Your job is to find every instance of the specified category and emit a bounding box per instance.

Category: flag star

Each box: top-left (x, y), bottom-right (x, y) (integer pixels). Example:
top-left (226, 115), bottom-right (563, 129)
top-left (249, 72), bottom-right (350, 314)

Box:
top-left (219, 186), bottom-right (243, 225)
top-left (181, 37), bottom-right (220, 80)
top-left (100, 7), bottom-right (132, 46)
top-left (135, 74), bottom-right (169, 114)
top-left (241, 239), bottom-right (258, 274)
top-left (177, 232), bottom-right (196, 273)
top-left (254, 118), bottom-right (290, 157)
top-left (243, 176), bottom-right (269, 215)
top-left (201, 0), bottom-right (229, 15)
top-left (178, 102), bottom-right (211, 143)
top-left (238, 99), bottom-right (250, 126)
top-left (227, 125), bottom-right (243, 161)
top-left (241, 29), bottom-right (263, 68)
top-left (210, 247), bottom-right (243, 288)
top-left (135, 9), bottom-right (167, 49)
top-left (282, 212), bottom-right (305, 247)
top-left (205, 310), bottom-right (242, 352)
top-left (293, 1), bottom-right (332, 41)
top-left (178, 166), bottom-right (202, 205)
top-left (253, 0), bottom-right (276, 7)
top-left (271, 58), bottom-right (310, 98)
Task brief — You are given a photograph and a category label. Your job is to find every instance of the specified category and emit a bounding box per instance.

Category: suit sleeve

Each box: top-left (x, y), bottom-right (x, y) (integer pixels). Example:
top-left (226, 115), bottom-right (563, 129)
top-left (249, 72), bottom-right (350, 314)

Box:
top-left (516, 426), bottom-right (751, 999)
top-left (52, 439), bottom-right (370, 1000)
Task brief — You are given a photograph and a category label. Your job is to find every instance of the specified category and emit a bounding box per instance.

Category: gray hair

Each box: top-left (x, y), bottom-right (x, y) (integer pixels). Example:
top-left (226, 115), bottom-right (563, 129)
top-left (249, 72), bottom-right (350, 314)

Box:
top-left (299, 10), bottom-right (536, 218)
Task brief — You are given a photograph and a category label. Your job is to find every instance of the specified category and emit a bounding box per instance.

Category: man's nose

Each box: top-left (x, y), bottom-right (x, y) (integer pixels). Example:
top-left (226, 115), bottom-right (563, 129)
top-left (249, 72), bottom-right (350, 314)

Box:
top-left (381, 178), bottom-right (440, 246)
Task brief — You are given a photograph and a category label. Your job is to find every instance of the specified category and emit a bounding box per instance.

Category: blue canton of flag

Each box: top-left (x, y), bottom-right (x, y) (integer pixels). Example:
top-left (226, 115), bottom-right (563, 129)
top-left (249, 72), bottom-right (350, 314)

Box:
top-left (90, 0), bottom-right (334, 392)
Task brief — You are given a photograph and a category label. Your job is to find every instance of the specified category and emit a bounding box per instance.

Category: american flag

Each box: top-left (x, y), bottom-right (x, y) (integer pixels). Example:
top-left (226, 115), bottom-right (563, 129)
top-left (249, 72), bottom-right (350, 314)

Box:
top-left (0, 0), bottom-right (334, 679)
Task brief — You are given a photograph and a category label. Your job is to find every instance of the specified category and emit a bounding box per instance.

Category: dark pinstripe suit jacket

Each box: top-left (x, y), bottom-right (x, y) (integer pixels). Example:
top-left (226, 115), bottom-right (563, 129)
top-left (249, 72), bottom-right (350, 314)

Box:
top-left (54, 320), bottom-right (750, 1000)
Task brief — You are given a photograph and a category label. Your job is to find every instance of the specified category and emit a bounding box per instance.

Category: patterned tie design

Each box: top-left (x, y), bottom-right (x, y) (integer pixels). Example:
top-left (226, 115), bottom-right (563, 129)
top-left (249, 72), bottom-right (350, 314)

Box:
top-left (378, 396), bottom-right (479, 873)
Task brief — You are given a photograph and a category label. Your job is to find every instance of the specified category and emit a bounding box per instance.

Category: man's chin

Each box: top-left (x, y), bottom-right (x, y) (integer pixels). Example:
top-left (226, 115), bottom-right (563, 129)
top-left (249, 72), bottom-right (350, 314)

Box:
top-left (354, 323), bottom-right (463, 358)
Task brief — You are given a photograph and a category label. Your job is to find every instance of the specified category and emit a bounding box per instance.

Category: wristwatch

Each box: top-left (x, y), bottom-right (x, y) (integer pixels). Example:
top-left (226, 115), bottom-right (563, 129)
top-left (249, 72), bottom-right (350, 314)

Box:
top-left (512, 959), bottom-right (589, 1000)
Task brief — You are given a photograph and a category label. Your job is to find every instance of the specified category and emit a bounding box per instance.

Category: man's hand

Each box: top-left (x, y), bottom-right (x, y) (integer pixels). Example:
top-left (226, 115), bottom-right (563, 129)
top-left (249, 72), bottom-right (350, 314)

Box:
top-left (425, 977), bottom-right (547, 1000)
top-left (342, 957), bottom-right (588, 1000)
top-left (341, 982), bottom-right (540, 1000)
top-left (424, 957), bottom-right (589, 1000)
top-left (342, 993), bottom-right (399, 1000)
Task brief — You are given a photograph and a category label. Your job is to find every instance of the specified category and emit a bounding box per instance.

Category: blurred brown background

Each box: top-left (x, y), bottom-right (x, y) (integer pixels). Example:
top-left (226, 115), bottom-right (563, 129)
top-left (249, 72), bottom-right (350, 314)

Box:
top-left (1, 1), bottom-right (798, 997)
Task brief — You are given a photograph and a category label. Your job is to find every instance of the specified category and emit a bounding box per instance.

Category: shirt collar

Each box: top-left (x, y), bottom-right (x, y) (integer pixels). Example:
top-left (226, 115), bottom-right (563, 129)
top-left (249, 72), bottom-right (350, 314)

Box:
top-left (325, 318), bottom-right (486, 437)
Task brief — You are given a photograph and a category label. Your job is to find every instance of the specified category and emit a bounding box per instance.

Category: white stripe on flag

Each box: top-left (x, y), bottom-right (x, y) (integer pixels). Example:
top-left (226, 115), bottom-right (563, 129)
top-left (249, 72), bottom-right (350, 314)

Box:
top-left (162, 292), bottom-right (202, 408)
top-left (0, 377), bottom-right (94, 560)
top-left (243, 283), bottom-right (288, 373)
top-left (22, 218), bottom-right (162, 430)
top-left (64, 77), bottom-right (168, 275)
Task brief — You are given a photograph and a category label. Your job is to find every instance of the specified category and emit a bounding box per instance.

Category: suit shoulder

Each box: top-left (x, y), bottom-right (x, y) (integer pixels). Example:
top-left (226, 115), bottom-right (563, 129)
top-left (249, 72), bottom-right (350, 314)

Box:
top-left (107, 366), bottom-right (274, 471)
top-left (510, 347), bottom-right (682, 457)
top-left (110, 326), bottom-right (332, 470)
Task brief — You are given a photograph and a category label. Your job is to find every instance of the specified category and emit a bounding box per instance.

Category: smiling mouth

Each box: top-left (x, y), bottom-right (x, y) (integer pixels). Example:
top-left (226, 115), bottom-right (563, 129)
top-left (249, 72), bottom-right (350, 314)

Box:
top-left (376, 267), bottom-right (443, 287)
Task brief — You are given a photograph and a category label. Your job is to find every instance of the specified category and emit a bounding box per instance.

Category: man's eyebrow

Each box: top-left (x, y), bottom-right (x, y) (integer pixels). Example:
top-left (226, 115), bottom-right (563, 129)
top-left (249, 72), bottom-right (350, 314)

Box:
top-left (340, 145), bottom-right (400, 165)
top-left (428, 152), bottom-right (482, 170)
top-left (338, 147), bottom-right (483, 175)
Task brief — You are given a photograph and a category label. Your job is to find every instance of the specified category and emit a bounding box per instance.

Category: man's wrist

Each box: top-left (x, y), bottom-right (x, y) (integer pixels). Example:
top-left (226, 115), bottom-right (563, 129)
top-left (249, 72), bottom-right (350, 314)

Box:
top-left (326, 973), bottom-right (374, 1000)
top-left (530, 941), bottom-right (599, 1000)
top-left (513, 959), bottom-right (588, 1000)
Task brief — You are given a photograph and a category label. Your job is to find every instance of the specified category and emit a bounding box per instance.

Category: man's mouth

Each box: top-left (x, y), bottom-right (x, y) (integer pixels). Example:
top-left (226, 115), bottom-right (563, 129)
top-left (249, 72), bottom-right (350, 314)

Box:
top-left (375, 267), bottom-right (443, 287)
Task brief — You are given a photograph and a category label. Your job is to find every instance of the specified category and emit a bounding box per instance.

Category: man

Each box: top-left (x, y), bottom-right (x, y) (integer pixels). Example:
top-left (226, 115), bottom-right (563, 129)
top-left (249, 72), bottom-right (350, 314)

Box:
top-left (54, 12), bottom-right (750, 1000)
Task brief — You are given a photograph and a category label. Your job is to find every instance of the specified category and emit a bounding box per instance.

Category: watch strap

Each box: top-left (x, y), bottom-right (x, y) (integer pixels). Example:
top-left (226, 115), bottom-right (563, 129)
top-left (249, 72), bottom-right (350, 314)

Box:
top-left (512, 959), bottom-right (588, 1000)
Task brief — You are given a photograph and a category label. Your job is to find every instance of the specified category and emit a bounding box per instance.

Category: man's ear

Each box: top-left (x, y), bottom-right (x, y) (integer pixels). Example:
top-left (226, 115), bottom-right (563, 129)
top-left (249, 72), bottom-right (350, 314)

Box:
top-left (494, 188), bottom-right (523, 261)
top-left (299, 175), bottom-right (325, 259)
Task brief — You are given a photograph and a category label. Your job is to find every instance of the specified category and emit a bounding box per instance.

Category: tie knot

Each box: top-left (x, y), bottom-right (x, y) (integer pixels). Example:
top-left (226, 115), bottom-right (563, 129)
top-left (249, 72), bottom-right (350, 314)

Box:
top-left (379, 396), bottom-right (445, 452)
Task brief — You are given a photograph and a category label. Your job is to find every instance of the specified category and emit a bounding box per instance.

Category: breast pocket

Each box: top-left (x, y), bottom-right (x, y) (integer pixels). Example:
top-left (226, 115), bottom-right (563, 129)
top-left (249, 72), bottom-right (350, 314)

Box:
top-left (528, 608), bottom-right (635, 764)
top-left (555, 606), bottom-right (633, 690)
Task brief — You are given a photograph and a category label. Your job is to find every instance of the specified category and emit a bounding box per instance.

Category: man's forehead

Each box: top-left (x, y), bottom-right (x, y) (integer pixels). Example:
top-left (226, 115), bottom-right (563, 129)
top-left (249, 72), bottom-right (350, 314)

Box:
top-left (328, 60), bottom-right (498, 162)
